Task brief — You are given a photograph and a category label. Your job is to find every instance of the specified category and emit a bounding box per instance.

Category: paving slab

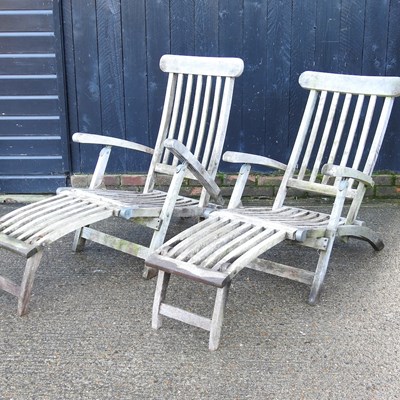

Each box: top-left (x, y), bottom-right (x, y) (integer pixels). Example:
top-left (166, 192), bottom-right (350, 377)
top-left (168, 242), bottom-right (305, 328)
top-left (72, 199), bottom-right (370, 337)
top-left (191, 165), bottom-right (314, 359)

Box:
top-left (0, 201), bottom-right (399, 399)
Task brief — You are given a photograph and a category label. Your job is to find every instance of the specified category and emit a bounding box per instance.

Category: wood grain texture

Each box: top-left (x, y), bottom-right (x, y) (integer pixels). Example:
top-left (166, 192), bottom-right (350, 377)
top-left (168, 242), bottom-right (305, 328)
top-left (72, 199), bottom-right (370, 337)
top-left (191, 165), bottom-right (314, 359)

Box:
top-left (170, 0), bottom-right (195, 55)
top-left (265, 0), bottom-right (292, 162)
top-left (362, 0), bottom-right (390, 76)
top-left (338, 0), bottom-right (365, 74)
top-left (195, 0), bottom-right (218, 56)
top-left (97, 0), bottom-right (125, 171)
top-left (121, 0), bottom-right (150, 172)
top-left (242, 0), bottom-right (268, 158)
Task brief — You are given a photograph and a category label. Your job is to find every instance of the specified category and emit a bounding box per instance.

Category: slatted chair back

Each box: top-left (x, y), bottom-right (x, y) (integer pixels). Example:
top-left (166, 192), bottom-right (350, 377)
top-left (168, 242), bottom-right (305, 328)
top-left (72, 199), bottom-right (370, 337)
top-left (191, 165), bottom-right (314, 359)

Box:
top-left (273, 71), bottom-right (400, 222)
top-left (144, 55), bottom-right (244, 208)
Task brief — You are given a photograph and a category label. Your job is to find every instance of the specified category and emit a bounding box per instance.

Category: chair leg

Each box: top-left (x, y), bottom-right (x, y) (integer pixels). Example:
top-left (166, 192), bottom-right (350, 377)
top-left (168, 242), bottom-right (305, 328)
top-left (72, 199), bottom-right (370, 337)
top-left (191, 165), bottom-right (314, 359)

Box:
top-left (17, 250), bottom-right (44, 316)
top-left (143, 228), bottom-right (169, 280)
top-left (152, 271), bottom-right (171, 329)
top-left (209, 283), bottom-right (230, 351)
top-left (142, 265), bottom-right (159, 280)
top-left (72, 227), bottom-right (87, 252)
top-left (308, 238), bottom-right (335, 305)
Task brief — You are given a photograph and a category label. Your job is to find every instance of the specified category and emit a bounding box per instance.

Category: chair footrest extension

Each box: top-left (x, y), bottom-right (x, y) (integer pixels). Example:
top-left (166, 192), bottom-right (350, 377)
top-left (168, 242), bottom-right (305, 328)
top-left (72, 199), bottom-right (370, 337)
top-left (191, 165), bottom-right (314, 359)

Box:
top-left (146, 254), bottom-right (230, 288)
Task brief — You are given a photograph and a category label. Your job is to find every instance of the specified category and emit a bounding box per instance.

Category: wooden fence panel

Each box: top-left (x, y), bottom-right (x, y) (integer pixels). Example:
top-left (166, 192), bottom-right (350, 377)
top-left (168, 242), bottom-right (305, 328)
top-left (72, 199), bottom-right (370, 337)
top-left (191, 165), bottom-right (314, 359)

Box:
top-left (64, 0), bottom-right (400, 174)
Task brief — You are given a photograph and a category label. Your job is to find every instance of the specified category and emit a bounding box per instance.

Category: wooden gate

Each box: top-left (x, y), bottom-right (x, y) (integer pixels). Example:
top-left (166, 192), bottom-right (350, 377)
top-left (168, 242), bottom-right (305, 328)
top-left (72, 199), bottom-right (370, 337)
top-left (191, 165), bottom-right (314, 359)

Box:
top-left (0, 0), bottom-right (69, 193)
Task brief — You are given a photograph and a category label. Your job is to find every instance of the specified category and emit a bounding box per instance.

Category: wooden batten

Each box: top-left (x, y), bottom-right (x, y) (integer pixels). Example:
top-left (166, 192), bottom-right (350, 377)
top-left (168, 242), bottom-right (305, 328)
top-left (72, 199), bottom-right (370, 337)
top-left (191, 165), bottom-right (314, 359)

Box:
top-left (160, 54), bottom-right (244, 78)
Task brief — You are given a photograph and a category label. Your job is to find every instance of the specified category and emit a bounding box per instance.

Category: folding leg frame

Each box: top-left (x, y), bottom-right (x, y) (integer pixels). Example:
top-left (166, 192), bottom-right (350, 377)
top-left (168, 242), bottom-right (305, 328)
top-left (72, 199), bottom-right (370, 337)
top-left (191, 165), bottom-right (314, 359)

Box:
top-left (0, 192), bottom-right (117, 315)
top-left (147, 212), bottom-right (292, 350)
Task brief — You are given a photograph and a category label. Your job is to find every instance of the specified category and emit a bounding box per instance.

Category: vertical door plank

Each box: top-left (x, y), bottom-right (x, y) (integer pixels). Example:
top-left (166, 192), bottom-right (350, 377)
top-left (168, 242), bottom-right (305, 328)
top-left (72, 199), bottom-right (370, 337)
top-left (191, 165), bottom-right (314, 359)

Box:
top-left (338, 0), bottom-right (366, 74)
top-left (171, 0), bottom-right (195, 55)
top-left (289, 0), bottom-right (317, 151)
top-left (97, 0), bottom-right (125, 172)
top-left (121, 0), bottom-right (150, 172)
top-left (146, 0), bottom-right (170, 145)
top-left (218, 0), bottom-right (244, 165)
top-left (242, 0), bottom-right (268, 157)
top-left (195, 0), bottom-right (219, 56)
top-left (71, 0), bottom-right (102, 173)
top-left (265, 0), bottom-right (292, 163)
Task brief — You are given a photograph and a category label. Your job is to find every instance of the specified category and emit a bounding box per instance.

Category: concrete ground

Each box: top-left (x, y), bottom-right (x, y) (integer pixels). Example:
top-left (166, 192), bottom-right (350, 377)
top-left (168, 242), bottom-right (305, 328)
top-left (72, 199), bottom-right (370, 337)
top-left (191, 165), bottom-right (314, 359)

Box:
top-left (0, 200), bottom-right (399, 399)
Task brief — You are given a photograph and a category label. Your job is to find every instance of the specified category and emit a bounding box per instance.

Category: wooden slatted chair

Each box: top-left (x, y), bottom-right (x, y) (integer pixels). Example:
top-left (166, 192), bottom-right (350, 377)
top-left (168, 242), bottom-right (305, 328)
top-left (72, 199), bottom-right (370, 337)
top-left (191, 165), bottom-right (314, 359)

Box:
top-left (147, 71), bottom-right (400, 350)
top-left (0, 54), bottom-right (244, 315)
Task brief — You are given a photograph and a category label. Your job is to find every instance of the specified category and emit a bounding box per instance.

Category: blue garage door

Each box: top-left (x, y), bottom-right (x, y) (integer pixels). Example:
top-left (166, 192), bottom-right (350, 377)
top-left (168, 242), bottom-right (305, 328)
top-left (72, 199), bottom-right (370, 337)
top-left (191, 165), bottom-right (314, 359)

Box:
top-left (0, 0), bottom-right (69, 193)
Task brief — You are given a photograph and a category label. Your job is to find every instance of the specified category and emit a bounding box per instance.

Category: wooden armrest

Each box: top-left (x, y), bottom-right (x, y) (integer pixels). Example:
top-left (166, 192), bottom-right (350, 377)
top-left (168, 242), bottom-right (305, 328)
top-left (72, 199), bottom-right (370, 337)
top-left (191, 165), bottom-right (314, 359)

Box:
top-left (321, 164), bottom-right (375, 187)
top-left (72, 132), bottom-right (154, 155)
top-left (223, 151), bottom-right (287, 171)
top-left (164, 139), bottom-right (224, 205)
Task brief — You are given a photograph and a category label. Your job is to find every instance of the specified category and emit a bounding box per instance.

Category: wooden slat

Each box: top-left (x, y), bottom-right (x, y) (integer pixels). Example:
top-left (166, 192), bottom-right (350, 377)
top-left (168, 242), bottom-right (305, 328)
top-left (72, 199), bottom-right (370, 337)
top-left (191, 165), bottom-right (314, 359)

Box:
top-left (298, 91), bottom-right (327, 179)
top-left (160, 54), bottom-right (244, 77)
top-left (172, 74), bottom-right (193, 167)
top-left (0, 14), bottom-right (53, 32)
top-left (201, 76), bottom-right (222, 168)
top-left (185, 74), bottom-right (202, 153)
top-left (248, 258), bottom-right (314, 285)
top-left (310, 92), bottom-right (340, 182)
top-left (159, 303), bottom-right (212, 331)
top-left (189, 222), bottom-right (253, 265)
top-left (194, 75), bottom-right (212, 159)
top-left (352, 95), bottom-right (376, 171)
top-left (322, 93), bottom-right (352, 184)
top-left (0, 275), bottom-right (20, 297)
top-left (80, 227), bottom-right (151, 259)
top-left (299, 71), bottom-right (400, 96)
top-left (201, 225), bottom-right (264, 269)
top-left (146, 254), bottom-right (228, 288)
top-left (162, 73), bottom-right (184, 164)
top-left (0, 232), bottom-right (38, 257)
top-left (223, 230), bottom-right (287, 276)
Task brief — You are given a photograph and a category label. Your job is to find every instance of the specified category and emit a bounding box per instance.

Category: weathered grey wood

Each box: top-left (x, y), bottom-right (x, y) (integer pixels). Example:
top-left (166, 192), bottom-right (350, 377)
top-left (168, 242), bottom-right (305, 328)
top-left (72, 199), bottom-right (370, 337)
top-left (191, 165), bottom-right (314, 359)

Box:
top-left (337, 225), bottom-right (384, 251)
top-left (299, 71), bottom-right (400, 96)
top-left (17, 250), bottom-right (43, 316)
top-left (147, 70), bottom-right (400, 350)
top-left (89, 146), bottom-right (112, 189)
top-left (146, 254), bottom-right (229, 287)
top-left (0, 54), bottom-right (243, 315)
top-left (322, 164), bottom-right (374, 187)
top-left (248, 258), bottom-right (314, 285)
top-left (152, 271), bottom-right (171, 329)
top-left (160, 304), bottom-right (212, 331)
top-left (72, 132), bottom-right (154, 155)
top-left (160, 54), bottom-right (244, 78)
top-left (223, 151), bottom-right (287, 171)
top-left (0, 276), bottom-right (21, 297)
top-left (80, 227), bottom-right (151, 259)
top-left (0, 233), bottom-right (38, 257)
top-left (227, 164), bottom-right (251, 209)
top-left (164, 139), bottom-right (224, 205)
top-left (209, 285), bottom-right (230, 351)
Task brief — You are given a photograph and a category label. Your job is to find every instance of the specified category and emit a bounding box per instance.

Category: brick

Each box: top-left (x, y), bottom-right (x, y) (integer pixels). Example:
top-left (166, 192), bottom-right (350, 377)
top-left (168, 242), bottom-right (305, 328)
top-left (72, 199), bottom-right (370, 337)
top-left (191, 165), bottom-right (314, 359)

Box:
top-left (71, 174), bottom-right (90, 188)
top-left (220, 187), bottom-right (234, 197)
top-left (372, 175), bottom-right (393, 186)
top-left (121, 174), bottom-right (147, 187)
top-left (189, 187), bottom-right (203, 197)
top-left (285, 188), bottom-right (308, 198)
top-left (375, 186), bottom-right (400, 198)
top-left (225, 173), bottom-right (257, 186)
top-left (364, 186), bottom-right (374, 198)
top-left (156, 175), bottom-right (173, 186)
top-left (242, 186), bottom-right (274, 198)
top-left (257, 175), bottom-right (283, 187)
top-left (103, 174), bottom-right (120, 187)
top-left (214, 175), bottom-right (224, 187)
